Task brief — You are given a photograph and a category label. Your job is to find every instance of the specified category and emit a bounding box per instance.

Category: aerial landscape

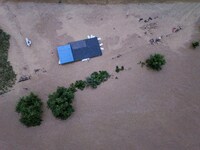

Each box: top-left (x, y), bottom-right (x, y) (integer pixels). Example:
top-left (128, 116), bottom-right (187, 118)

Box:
top-left (0, 0), bottom-right (200, 149)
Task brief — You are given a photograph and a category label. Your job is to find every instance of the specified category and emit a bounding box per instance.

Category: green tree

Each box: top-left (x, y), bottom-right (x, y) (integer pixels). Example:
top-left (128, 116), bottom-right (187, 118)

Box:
top-left (74, 80), bottom-right (86, 90)
top-left (86, 71), bottom-right (110, 88)
top-left (16, 93), bottom-right (43, 127)
top-left (192, 41), bottom-right (199, 49)
top-left (47, 87), bottom-right (75, 120)
top-left (146, 53), bottom-right (166, 71)
top-left (0, 29), bottom-right (16, 94)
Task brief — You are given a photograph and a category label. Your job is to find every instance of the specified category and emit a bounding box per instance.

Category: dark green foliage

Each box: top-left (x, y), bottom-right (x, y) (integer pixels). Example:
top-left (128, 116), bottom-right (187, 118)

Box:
top-left (146, 53), bottom-right (166, 71)
top-left (74, 80), bottom-right (86, 91)
top-left (47, 87), bottom-right (75, 120)
top-left (115, 66), bottom-right (124, 73)
top-left (0, 29), bottom-right (16, 94)
top-left (86, 71), bottom-right (110, 88)
top-left (69, 83), bottom-right (77, 93)
top-left (16, 93), bottom-right (43, 127)
top-left (47, 71), bottom-right (110, 120)
top-left (192, 41), bottom-right (199, 49)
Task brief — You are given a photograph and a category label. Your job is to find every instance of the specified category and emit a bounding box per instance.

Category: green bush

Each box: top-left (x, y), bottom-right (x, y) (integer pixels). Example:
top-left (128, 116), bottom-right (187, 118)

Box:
top-left (47, 87), bottom-right (75, 120)
top-left (192, 41), bottom-right (199, 49)
top-left (69, 83), bottom-right (77, 93)
top-left (146, 53), bottom-right (166, 71)
top-left (16, 93), bottom-right (43, 127)
top-left (0, 29), bottom-right (16, 94)
top-left (74, 80), bottom-right (86, 91)
top-left (86, 71), bottom-right (110, 88)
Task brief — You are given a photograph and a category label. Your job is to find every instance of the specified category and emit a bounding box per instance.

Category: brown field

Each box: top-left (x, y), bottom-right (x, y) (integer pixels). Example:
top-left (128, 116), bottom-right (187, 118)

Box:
top-left (0, 1), bottom-right (200, 150)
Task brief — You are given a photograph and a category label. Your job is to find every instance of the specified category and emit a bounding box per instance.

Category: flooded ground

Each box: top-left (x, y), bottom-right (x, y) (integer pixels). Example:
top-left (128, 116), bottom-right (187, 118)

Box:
top-left (2, 0), bottom-right (200, 4)
top-left (0, 1), bottom-right (200, 150)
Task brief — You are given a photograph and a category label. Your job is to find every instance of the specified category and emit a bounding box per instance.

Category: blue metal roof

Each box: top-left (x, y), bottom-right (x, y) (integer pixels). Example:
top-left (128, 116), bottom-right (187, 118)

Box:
top-left (70, 40), bottom-right (86, 49)
top-left (70, 37), bottom-right (102, 61)
top-left (57, 44), bottom-right (74, 64)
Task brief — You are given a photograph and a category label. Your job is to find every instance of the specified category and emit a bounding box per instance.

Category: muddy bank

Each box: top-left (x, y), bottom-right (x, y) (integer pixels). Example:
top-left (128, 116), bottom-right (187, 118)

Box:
top-left (3, 0), bottom-right (200, 4)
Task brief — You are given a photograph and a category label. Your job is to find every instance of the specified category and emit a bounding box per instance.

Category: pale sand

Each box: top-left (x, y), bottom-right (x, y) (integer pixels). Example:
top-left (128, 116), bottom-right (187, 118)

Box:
top-left (0, 2), bottom-right (200, 150)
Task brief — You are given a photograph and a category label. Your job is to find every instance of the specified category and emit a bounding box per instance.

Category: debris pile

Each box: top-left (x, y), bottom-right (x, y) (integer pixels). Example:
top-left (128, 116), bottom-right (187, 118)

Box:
top-left (172, 26), bottom-right (182, 33)
top-left (141, 22), bottom-right (158, 30)
top-left (138, 17), bottom-right (157, 23)
top-left (112, 54), bottom-right (122, 60)
top-left (139, 15), bottom-right (183, 45)
top-left (18, 75), bottom-right (31, 82)
top-left (149, 36), bottom-right (163, 45)
top-left (34, 68), bottom-right (47, 74)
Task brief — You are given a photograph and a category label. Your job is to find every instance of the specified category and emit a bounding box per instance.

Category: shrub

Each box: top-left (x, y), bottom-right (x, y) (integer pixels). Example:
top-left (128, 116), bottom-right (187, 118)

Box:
top-left (47, 87), bottom-right (75, 120)
top-left (192, 41), bottom-right (199, 49)
top-left (16, 93), bottom-right (43, 127)
top-left (115, 66), bottom-right (124, 73)
top-left (115, 66), bottom-right (120, 73)
top-left (74, 80), bottom-right (86, 91)
top-left (0, 29), bottom-right (16, 94)
top-left (146, 53), bottom-right (166, 71)
top-left (86, 71), bottom-right (110, 88)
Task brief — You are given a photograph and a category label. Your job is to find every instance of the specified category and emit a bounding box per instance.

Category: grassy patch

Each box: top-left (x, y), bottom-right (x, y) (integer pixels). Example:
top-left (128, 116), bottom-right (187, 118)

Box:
top-left (145, 53), bottom-right (166, 71)
top-left (16, 93), bottom-right (43, 127)
top-left (0, 29), bottom-right (16, 94)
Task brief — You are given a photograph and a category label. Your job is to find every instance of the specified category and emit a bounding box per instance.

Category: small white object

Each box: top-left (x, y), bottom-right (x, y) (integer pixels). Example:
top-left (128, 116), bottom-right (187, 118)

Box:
top-left (100, 43), bottom-right (103, 46)
top-left (100, 47), bottom-right (104, 51)
top-left (25, 38), bottom-right (32, 47)
top-left (87, 35), bottom-right (91, 39)
top-left (91, 35), bottom-right (95, 38)
top-left (82, 58), bottom-right (90, 62)
top-left (158, 36), bottom-right (162, 40)
top-left (59, 60), bottom-right (61, 65)
top-left (98, 37), bottom-right (101, 41)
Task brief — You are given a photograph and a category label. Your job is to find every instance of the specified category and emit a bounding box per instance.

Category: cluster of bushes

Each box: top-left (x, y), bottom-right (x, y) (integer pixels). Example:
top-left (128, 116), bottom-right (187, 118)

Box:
top-left (0, 29), bottom-right (16, 94)
top-left (47, 71), bottom-right (110, 120)
top-left (16, 93), bottom-right (43, 127)
top-left (16, 70), bottom-right (110, 126)
top-left (115, 66), bottom-right (124, 73)
top-left (86, 71), bottom-right (110, 88)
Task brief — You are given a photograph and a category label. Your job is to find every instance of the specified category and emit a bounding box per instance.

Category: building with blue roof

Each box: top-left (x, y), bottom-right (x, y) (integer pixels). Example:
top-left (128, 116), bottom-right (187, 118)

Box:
top-left (57, 37), bottom-right (102, 65)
